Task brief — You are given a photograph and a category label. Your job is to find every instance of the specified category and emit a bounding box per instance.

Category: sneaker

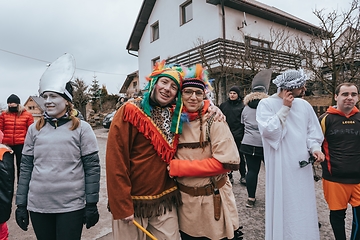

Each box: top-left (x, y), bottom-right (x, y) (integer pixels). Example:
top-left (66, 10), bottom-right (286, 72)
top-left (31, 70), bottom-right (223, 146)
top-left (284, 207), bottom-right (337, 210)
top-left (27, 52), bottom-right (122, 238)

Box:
top-left (240, 177), bottom-right (246, 185)
top-left (246, 199), bottom-right (256, 208)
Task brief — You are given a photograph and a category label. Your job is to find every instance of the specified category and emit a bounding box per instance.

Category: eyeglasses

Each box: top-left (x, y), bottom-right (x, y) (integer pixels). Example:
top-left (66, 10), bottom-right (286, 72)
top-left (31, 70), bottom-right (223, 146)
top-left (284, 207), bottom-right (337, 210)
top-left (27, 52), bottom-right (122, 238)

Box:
top-left (182, 89), bottom-right (204, 98)
top-left (299, 155), bottom-right (316, 168)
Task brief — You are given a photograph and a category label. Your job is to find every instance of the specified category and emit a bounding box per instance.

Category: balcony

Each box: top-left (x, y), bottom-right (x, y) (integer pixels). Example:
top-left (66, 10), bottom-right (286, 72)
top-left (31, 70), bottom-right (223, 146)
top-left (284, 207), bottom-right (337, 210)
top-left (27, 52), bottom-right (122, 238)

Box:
top-left (166, 38), bottom-right (302, 72)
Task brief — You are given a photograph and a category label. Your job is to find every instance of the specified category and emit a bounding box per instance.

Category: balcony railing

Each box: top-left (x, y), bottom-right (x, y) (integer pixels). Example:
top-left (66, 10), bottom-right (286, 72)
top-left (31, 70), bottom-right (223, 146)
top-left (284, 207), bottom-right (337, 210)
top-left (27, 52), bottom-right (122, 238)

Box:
top-left (166, 38), bottom-right (302, 71)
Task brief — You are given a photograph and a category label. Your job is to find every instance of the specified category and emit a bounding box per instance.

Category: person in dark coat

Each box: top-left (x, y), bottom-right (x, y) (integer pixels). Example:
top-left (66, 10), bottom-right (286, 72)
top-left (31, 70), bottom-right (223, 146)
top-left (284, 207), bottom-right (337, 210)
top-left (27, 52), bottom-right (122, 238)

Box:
top-left (0, 130), bottom-right (15, 240)
top-left (220, 86), bottom-right (247, 185)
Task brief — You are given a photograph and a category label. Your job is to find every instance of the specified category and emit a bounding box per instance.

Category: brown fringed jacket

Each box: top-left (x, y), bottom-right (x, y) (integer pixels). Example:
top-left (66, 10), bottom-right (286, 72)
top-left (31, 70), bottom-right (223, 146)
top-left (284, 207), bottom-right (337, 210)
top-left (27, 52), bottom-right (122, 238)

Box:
top-left (106, 100), bottom-right (181, 220)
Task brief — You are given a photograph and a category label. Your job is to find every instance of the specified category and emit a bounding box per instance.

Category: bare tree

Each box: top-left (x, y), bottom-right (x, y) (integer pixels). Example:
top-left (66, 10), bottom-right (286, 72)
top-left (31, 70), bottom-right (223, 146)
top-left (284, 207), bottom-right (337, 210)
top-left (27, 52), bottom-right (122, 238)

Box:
top-left (193, 27), bottom-right (304, 104)
top-left (296, 0), bottom-right (360, 104)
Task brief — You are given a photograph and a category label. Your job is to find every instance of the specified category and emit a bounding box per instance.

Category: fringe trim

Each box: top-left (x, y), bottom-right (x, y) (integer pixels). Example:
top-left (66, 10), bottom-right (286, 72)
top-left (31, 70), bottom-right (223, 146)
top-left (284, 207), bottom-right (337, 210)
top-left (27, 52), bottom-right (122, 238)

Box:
top-left (223, 163), bottom-right (240, 171)
top-left (177, 141), bottom-right (210, 149)
top-left (123, 103), bottom-right (179, 164)
top-left (133, 188), bottom-right (182, 218)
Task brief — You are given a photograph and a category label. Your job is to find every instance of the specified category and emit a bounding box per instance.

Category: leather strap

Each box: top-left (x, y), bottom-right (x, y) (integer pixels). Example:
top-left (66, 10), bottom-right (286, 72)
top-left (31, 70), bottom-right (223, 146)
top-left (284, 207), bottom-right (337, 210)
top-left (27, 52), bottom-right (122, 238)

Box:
top-left (177, 176), bottom-right (227, 196)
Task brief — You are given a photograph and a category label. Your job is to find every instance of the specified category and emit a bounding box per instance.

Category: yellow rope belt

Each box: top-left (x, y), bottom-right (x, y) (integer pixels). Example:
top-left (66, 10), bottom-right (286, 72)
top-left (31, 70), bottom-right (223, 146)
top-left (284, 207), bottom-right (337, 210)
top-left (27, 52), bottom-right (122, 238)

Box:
top-left (131, 186), bottom-right (178, 200)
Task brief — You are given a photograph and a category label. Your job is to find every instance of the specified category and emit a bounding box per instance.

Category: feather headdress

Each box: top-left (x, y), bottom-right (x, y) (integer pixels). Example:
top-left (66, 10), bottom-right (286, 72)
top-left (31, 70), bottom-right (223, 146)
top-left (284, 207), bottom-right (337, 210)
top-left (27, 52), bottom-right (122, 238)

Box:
top-left (182, 64), bottom-right (213, 92)
top-left (142, 60), bottom-right (184, 134)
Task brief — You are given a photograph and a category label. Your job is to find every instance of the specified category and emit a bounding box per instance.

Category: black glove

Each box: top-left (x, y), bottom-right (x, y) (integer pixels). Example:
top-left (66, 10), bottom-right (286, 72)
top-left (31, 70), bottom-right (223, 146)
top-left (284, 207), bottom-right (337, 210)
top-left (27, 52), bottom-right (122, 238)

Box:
top-left (83, 203), bottom-right (99, 229)
top-left (15, 206), bottom-right (29, 231)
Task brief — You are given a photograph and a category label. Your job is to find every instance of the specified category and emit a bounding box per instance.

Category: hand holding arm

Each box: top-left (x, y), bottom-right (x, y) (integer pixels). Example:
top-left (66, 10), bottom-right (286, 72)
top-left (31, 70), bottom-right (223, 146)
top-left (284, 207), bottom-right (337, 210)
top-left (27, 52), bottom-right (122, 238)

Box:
top-left (206, 105), bottom-right (226, 122)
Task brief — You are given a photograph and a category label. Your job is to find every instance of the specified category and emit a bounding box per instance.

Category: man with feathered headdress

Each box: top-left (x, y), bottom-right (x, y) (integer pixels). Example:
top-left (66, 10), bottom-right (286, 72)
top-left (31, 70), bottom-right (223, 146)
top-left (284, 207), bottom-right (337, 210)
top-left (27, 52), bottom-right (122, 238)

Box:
top-left (106, 60), bottom-right (184, 239)
top-left (256, 69), bottom-right (325, 240)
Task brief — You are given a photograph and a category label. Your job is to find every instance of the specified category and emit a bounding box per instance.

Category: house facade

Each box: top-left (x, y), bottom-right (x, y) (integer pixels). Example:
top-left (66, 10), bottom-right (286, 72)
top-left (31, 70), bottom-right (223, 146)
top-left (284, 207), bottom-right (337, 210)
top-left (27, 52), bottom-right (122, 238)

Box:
top-left (23, 96), bottom-right (44, 122)
top-left (119, 71), bottom-right (141, 98)
top-left (126, 0), bottom-right (325, 103)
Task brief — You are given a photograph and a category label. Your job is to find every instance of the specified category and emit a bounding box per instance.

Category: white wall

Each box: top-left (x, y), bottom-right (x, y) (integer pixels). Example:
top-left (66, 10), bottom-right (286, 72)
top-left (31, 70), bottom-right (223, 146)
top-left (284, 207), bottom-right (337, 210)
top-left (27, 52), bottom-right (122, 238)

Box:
top-left (138, 0), bottom-right (223, 88)
top-left (136, 0), bottom-right (318, 89)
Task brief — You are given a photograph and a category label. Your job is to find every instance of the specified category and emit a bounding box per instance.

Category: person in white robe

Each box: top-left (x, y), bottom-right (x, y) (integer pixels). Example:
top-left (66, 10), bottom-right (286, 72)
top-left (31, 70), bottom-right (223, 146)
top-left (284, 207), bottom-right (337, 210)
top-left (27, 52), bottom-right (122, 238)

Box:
top-left (256, 69), bottom-right (325, 240)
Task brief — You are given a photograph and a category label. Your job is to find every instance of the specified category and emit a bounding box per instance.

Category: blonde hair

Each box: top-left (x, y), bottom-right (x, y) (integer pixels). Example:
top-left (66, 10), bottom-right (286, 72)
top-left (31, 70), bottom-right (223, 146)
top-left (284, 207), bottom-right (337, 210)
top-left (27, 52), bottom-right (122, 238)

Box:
top-left (36, 102), bottom-right (80, 131)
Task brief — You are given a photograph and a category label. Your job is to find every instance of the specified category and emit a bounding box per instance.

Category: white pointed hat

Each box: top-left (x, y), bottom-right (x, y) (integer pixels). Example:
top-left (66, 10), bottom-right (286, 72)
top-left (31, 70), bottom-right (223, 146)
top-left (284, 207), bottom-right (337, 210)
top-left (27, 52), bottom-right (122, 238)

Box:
top-left (39, 53), bottom-right (75, 101)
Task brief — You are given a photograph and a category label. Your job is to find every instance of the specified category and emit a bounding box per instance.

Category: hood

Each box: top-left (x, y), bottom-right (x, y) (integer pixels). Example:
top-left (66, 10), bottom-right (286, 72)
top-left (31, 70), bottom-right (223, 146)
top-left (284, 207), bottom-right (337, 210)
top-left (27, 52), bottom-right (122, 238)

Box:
top-left (244, 92), bottom-right (268, 105)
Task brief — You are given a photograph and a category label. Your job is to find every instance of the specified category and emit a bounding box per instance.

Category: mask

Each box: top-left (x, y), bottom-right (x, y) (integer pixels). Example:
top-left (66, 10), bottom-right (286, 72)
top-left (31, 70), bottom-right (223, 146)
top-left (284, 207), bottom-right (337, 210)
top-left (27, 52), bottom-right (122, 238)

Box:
top-left (8, 107), bottom-right (18, 112)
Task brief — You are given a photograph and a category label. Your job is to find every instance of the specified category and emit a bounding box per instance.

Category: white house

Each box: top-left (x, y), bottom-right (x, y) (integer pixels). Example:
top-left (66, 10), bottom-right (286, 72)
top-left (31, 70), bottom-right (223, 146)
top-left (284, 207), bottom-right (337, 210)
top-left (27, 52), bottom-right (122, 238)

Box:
top-left (126, 0), bottom-right (326, 102)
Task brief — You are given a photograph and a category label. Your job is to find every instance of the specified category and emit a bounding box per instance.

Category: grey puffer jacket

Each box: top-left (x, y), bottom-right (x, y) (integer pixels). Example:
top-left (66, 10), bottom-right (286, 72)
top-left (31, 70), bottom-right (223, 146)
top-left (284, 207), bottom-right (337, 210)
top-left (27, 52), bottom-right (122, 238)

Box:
top-left (0, 144), bottom-right (14, 223)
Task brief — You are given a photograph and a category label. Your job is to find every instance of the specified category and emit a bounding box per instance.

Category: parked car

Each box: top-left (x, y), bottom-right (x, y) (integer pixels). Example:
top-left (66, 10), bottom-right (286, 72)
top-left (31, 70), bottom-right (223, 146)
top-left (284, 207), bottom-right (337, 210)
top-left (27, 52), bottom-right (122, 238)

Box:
top-left (103, 111), bottom-right (116, 129)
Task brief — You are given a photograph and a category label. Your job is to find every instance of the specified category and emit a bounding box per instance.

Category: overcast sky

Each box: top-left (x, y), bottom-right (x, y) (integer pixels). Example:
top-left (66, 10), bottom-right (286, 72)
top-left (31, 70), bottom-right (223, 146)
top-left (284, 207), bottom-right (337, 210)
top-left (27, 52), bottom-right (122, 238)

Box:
top-left (0, 0), bottom-right (343, 107)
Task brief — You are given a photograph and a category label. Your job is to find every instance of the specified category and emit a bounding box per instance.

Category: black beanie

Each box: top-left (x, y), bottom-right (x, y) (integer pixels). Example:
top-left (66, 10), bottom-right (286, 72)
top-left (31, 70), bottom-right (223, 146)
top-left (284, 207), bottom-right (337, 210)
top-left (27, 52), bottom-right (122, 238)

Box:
top-left (7, 94), bottom-right (20, 104)
top-left (229, 86), bottom-right (241, 96)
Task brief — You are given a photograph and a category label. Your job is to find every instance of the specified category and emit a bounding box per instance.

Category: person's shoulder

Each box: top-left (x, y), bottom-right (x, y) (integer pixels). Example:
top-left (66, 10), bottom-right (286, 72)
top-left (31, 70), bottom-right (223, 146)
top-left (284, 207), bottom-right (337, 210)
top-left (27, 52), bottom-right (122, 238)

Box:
top-left (79, 120), bottom-right (94, 131)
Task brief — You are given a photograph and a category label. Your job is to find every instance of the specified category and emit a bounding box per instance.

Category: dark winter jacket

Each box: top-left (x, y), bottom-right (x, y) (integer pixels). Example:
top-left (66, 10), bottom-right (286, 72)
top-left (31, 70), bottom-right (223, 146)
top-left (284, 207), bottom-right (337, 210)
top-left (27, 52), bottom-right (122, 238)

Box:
top-left (0, 106), bottom-right (34, 146)
top-left (220, 98), bottom-right (245, 141)
top-left (0, 144), bottom-right (14, 223)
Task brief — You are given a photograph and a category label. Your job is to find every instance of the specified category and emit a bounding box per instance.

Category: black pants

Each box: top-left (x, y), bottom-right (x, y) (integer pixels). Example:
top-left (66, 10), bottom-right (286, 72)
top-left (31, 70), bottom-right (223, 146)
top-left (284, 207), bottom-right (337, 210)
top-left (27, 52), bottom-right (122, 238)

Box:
top-left (9, 144), bottom-right (23, 182)
top-left (330, 206), bottom-right (360, 240)
top-left (30, 209), bottom-right (84, 240)
top-left (244, 153), bottom-right (263, 198)
top-left (235, 139), bottom-right (246, 178)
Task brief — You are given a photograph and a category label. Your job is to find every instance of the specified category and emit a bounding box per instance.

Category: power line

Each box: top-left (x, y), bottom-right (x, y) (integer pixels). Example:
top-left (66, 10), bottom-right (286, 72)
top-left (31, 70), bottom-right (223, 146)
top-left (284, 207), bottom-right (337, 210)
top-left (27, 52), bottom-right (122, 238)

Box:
top-left (0, 48), bottom-right (129, 76)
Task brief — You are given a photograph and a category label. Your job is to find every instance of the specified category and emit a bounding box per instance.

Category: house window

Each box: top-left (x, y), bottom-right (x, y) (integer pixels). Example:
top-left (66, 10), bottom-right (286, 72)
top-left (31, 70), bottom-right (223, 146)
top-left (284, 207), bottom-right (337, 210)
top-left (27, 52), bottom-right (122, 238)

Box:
top-left (132, 81), bottom-right (137, 88)
top-left (181, 1), bottom-right (193, 25)
top-left (152, 57), bottom-right (160, 67)
top-left (245, 36), bottom-right (271, 48)
top-left (151, 21), bottom-right (159, 42)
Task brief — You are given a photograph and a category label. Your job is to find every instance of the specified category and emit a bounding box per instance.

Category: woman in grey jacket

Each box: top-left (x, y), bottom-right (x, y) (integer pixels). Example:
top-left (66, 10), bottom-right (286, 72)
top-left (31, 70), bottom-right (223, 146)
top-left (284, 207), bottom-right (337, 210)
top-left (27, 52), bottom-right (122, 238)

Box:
top-left (240, 68), bottom-right (272, 208)
top-left (15, 54), bottom-right (100, 240)
top-left (240, 91), bottom-right (268, 208)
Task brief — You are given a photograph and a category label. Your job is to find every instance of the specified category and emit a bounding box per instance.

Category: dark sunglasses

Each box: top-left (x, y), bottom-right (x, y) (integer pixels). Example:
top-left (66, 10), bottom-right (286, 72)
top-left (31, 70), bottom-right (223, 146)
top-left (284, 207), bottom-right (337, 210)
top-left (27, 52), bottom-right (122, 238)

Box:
top-left (299, 155), bottom-right (316, 168)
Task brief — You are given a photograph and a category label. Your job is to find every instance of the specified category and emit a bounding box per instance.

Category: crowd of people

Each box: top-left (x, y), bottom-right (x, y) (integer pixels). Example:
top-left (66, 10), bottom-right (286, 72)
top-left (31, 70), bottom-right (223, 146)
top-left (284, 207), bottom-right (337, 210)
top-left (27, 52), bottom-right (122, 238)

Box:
top-left (1, 55), bottom-right (360, 240)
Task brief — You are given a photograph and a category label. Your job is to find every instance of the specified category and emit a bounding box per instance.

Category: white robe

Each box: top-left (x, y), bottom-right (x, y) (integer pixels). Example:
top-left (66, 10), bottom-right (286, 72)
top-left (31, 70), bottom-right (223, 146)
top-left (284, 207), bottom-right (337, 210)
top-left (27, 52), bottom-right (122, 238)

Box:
top-left (256, 94), bottom-right (324, 240)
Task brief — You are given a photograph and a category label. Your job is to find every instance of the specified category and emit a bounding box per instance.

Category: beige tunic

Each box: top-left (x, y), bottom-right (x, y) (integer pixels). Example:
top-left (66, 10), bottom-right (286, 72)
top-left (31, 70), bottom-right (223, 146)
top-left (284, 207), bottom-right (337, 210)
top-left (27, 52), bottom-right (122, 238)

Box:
top-left (175, 116), bottom-right (240, 239)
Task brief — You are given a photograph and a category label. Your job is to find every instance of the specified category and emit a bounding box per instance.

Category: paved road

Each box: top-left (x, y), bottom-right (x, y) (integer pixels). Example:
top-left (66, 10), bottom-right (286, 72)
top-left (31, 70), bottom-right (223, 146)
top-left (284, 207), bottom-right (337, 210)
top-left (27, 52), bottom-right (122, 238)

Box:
top-left (7, 128), bottom-right (351, 239)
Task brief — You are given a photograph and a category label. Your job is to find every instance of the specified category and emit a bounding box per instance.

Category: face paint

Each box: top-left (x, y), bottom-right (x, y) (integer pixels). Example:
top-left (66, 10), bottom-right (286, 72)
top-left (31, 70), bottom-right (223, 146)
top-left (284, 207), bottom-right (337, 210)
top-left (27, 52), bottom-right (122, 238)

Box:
top-left (42, 91), bottom-right (68, 118)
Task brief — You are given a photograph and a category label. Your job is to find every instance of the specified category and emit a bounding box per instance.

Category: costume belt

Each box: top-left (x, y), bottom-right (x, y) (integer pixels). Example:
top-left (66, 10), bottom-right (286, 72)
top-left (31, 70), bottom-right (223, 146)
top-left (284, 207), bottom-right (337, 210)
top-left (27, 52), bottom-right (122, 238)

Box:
top-left (177, 176), bottom-right (227, 197)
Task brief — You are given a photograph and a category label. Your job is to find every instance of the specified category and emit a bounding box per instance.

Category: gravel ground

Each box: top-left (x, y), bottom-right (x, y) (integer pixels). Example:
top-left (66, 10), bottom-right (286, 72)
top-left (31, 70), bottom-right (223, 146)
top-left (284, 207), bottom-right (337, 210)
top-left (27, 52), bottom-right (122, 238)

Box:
top-left (7, 128), bottom-right (352, 239)
top-left (230, 163), bottom-right (352, 240)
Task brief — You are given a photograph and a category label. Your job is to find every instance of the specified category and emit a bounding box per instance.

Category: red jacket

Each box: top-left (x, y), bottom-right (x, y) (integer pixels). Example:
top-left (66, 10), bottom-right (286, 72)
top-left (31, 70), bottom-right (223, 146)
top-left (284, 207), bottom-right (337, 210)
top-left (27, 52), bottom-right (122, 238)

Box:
top-left (0, 106), bottom-right (34, 146)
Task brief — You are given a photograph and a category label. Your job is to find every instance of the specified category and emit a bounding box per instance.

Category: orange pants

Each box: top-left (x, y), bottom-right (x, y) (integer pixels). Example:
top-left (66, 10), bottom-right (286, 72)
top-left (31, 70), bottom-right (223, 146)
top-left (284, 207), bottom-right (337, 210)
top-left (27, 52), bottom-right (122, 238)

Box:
top-left (323, 179), bottom-right (360, 210)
